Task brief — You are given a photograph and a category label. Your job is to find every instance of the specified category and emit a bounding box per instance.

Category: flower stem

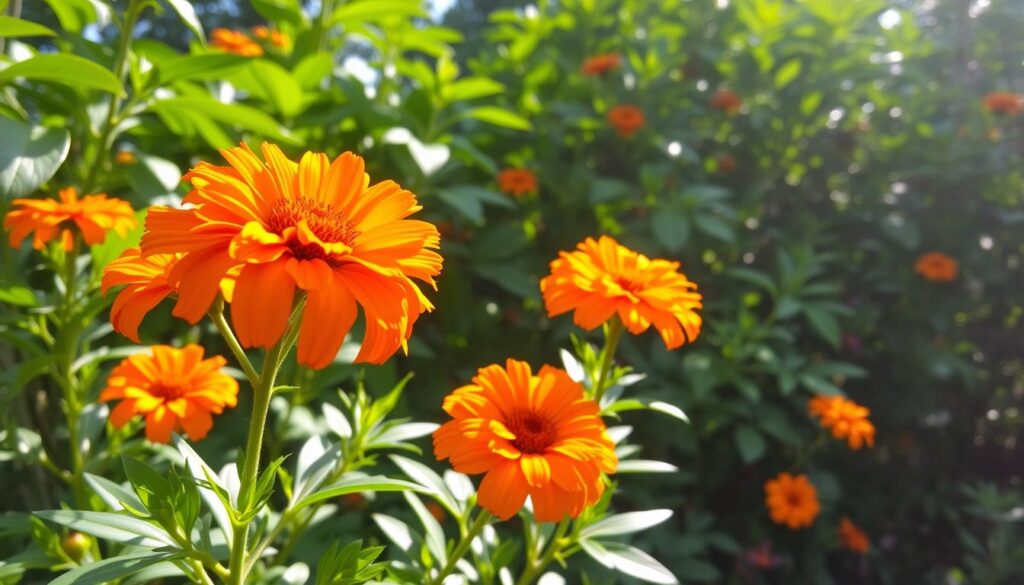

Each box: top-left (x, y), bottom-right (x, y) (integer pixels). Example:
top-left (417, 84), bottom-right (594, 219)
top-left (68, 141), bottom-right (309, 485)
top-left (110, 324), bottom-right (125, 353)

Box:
top-left (516, 518), bottom-right (571, 585)
top-left (208, 298), bottom-right (259, 382)
top-left (428, 510), bottom-right (493, 585)
top-left (592, 318), bottom-right (624, 403)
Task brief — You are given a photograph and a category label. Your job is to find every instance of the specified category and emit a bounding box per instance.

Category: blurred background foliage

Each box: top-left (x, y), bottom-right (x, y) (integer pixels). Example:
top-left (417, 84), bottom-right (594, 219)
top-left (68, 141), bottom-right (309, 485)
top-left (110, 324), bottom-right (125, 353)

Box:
top-left (1, 0), bottom-right (1023, 583)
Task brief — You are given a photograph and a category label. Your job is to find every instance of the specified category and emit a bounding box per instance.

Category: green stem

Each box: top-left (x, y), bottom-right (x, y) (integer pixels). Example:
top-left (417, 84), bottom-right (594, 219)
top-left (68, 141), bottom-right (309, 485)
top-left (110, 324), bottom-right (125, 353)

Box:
top-left (208, 298), bottom-right (259, 382)
top-left (516, 519), bottom-right (571, 585)
top-left (428, 510), bottom-right (493, 585)
top-left (790, 433), bottom-right (827, 471)
top-left (592, 318), bottom-right (624, 404)
top-left (312, 0), bottom-right (337, 52)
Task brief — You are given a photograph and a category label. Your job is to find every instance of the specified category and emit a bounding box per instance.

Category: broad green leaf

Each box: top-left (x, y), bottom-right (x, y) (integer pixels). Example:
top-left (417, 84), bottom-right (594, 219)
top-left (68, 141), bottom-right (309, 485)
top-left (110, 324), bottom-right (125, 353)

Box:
top-left (0, 117), bottom-right (70, 197)
top-left (50, 552), bottom-right (185, 585)
top-left (332, 0), bottom-right (426, 24)
top-left (34, 511), bottom-right (175, 547)
top-left (726, 268), bottom-right (777, 295)
top-left (775, 59), bottom-right (803, 88)
top-left (803, 303), bottom-right (841, 347)
top-left (581, 509), bottom-right (673, 539)
top-left (157, 54), bottom-right (248, 85)
top-left (0, 54), bottom-right (123, 95)
top-left (164, 0), bottom-right (204, 44)
top-left (248, 60), bottom-right (304, 117)
top-left (0, 283), bottom-right (37, 306)
top-left (149, 97), bottom-right (298, 144)
top-left (293, 475), bottom-right (428, 511)
top-left (251, 0), bottom-right (307, 27)
top-left (693, 214), bottom-right (735, 243)
top-left (651, 211), bottom-right (689, 252)
top-left (444, 77), bottom-right (505, 102)
top-left (733, 425), bottom-right (766, 463)
top-left (41, 0), bottom-right (96, 33)
top-left (293, 53), bottom-right (334, 90)
top-left (0, 16), bottom-right (56, 38)
top-left (461, 106), bottom-right (532, 131)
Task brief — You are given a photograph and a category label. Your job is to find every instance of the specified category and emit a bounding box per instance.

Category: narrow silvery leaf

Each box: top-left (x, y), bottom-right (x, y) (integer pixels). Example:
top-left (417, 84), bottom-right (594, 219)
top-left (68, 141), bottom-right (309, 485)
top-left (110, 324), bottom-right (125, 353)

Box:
top-left (615, 460), bottom-right (678, 474)
top-left (605, 426), bottom-right (633, 445)
top-left (580, 540), bottom-right (678, 584)
top-left (322, 402), bottom-right (352, 438)
top-left (84, 474), bottom-right (145, 513)
top-left (560, 349), bottom-right (585, 382)
top-left (35, 511), bottom-right (176, 547)
top-left (443, 470), bottom-right (474, 504)
top-left (404, 492), bottom-right (446, 564)
top-left (175, 436), bottom-right (234, 546)
top-left (372, 422), bottom-right (439, 445)
top-left (581, 509), bottom-right (673, 539)
top-left (648, 401), bottom-right (688, 422)
top-left (372, 513), bottom-right (415, 552)
top-left (391, 455), bottom-right (458, 513)
top-left (292, 436), bottom-right (341, 503)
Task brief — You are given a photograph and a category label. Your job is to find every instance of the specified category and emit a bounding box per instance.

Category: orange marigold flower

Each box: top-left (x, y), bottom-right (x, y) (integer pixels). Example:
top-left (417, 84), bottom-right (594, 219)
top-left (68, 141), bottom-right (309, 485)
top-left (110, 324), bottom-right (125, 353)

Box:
top-left (581, 53), bottom-right (621, 76)
top-left (252, 26), bottom-right (288, 47)
top-left (211, 28), bottom-right (263, 57)
top-left (717, 154), bottom-right (737, 173)
top-left (115, 151), bottom-right (137, 165)
top-left (101, 248), bottom-right (238, 343)
top-left (497, 168), bottom-right (538, 197)
top-left (607, 104), bottom-right (646, 138)
top-left (838, 517), bottom-right (870, 554)
top-left (915, 252), bottom-right (958, 282)
top-left (764, 472), bottom-right (820, 530)
top-left (100, 344), bottom-right (239, 443)
top-left (4, 187), bottom-right (136, 252)
top-left (540, 236), bottom-right (702, 350)
top-left (983, 91), bottom-right (1024, 116)
top-left (140, 142), bottom-right (442, 369)
top-left (434, 359), bottom-right (617, 522)
top-left (710, 89), bottom-right (743, 115)
top-left (808, 395), bottom-right (875, 450)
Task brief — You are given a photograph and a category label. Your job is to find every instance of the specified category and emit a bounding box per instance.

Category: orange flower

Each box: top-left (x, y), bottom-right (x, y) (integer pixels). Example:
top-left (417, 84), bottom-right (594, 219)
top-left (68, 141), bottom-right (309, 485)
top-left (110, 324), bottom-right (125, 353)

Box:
top-left (251, 26), bottom-right (288, 48)
top-left (497, 168), bottom-right (538, 197)
top-left (983, 91), bottom-right (1024, 116)
top-left (100, 345), bottom-right (239, 443)
top-left (434, 359), bottom-right (617, 522)
top-left (210, 28), bottom-right (263, 57)
top-left (115, 151), bottom-right (137, 165)
top-left (4, 187), bottom-right (136, 252)
top-left (607, 105), bottom-right (645, 138)
top-left (710, 89), bottom-right (743, 115)
top-left (581, 53), bottom-right (621, 76)
top-left (540, 236), bottom-right (702, 350)
top-left (764, 472), bottom-right (820, 530)
top-left (101, 248), bottom-right (238, 343)
top-left (139, 142), bottom-right (442, 369)
top-left (808, 395), bottom-right (875, 450)
top-left (838, 517), bottom-right (870, 554)
top-left (717, 154), bottom-right (737, 173)
top-left (915, 252), bottom-right (958, 282)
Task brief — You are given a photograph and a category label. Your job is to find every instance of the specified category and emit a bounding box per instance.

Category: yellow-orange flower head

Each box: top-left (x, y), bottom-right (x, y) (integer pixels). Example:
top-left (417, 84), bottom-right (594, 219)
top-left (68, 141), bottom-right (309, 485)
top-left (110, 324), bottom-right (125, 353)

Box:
top-left (251, 26), bottom-right (289, 48)
top-left (434, 359), bottom-right (617, 522)
top-left (101, 345), bottom-right (238, 443)
top-left (808, 395), bottom-right (876, 450)
top-left (4, 187), bottom-right (136, 252)
top-left (710, 89), bottom-right (743, 115)
top-left (497, 168), bottom-right (538, 197)
top-left (838, 517), bottom-right (870, 554)
top-left (764, 472), bottom-right (820, 530)
top-left (915, 252), bottom-right (958, 282)
top-left (541, 236), bottom-right (702, 350)
top-left (115, 151), bottom-right (137, 165)
top-left (581, 53), bottom-right (622, 76)
top-left (139, 142), bottom-right (442, 369)
top-left (210, 28), bottom-right (263, 57)
top-left (983, 92), bottom-right (1024, 116)
top-left (607, 105), bottom-right (645, 138)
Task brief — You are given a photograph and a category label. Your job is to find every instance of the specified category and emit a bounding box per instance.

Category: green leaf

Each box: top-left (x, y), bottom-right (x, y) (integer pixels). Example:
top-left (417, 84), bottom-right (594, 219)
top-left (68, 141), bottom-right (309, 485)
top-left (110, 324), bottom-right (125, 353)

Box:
top-left (41, 0), bottom-right (97, 33)
top-left (0, 54), bottom-right (123, 96)
top-left (163, 0), bottom-right (204, 45)
top-left (332, 0), bottom-right (426, 23)
top-left (34, 511), bottom-right (175, 547)
top-left (803, 303), bottom-right (841, 347)
top-left (444, 77), bottom-right (505, 102)
top-left (293, 53), bottom-right (334, 91)
top-left (580, 540), bottom-right (677, 584)
top-left (693, 214), bottom-right (735, 242)
top-left (0, 16), bottom-right (56, 37)
top-left (733, 425), bottom-right (766, 463)
top-left (616, 460), bottom-right (678, 474)
top-left (726, 268), bottom-right (777, 295)
top-left (651, 211), bottom-right (689, 253)
top-left (49, 551), bottom-right (186, 585)
top-left (251, 0), bottom-right (307, 27)
top-left (581, 509), bottom-right (673, 539)
top-left (390, 455), bottom-right (459, 515)
top-left (0, 117), bottom-right (70, 197)
top-left (0, 283), bottom-right (37, 306)
top-left (84, 474), bottom-right (146, 513)
top-left (157, 54), bottom-right (248, 85)
top-left (149, 97), bottom-right (298, 144)
top-left (293, 475), bottom-right (429, 511)
top-left (248, 60), bottom-right (304, 117)
top-left (461, 106), bottom-right (532, 131)
top-left (435, 185), bottom-right (513, 224)
top-left (775, 59), bottom-right (803, 88)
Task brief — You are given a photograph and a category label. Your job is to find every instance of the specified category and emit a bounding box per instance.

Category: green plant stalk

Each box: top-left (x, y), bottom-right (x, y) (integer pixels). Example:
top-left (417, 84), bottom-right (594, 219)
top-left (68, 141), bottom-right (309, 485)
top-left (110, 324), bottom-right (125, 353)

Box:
top-left (428, 509), bottom-right (493, 585)
top-left (592, 318), bottom-right (624, 403)
top-left (313, 0), bottom-right (337, 51)
top-left (516, 518), bottom-right (571, 585)
top-left (56, 241), bottom-right (89, 509)
top-left (207, 299), bottom-right (259, 382)
top-left (790, 432), bottom-right (827, 471)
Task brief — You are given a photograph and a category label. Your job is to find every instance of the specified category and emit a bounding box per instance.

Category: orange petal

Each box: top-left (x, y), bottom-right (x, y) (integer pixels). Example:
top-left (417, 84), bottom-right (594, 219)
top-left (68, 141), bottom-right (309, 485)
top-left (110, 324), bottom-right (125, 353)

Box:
top-left (231, 261), bottom-right (296, 348)
top-left (478, 461), bottom-right (529, 520)
top-left (296, 272), bottom-right (358, 369)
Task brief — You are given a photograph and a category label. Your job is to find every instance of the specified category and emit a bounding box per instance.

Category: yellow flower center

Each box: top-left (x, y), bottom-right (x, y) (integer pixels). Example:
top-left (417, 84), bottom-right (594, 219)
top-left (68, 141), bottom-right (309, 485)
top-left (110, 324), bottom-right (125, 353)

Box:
top-left (507, 409), bottom-right (557, 454)
top-left (265, 198), bottom-right (360, 261)
top-left (149, 381), bottom-right (189, 400)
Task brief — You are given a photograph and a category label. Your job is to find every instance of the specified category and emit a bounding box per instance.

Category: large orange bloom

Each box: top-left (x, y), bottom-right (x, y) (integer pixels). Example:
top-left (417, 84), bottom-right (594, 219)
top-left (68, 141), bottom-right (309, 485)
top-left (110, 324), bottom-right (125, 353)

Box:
top-left (581, 53), bottom-right (621, 76)
top-left (434, 359), bottom-right (617, 522)
top-left (915, 252), bottom-right (958, 282)
top-left (540, 236), bottom-right (702, 350)
top-left (101, 248), bottom-right (238, 342)
top-left (100, 345), bottom-right (238, 443)
top-left (210, 28), bottom-right (263, 57)
top-left (983, 92), bottom-right (1024, 116)
top-left (764, 472), bottom-right (820, 530)
top-left (4, 187), bottom-right (136, 252)
top-left (139, 142), bottom-right (442, 369)
top-left (607, 105), bottom-right (645, 138)
top-left (808, 395), bottom-right (875, 450)
top-left (838, 517), bottom-right (870, 554)
top-left (497, 168), bottom-right (537, 197)
top-left (710, 89), bottom-right (743, 115)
